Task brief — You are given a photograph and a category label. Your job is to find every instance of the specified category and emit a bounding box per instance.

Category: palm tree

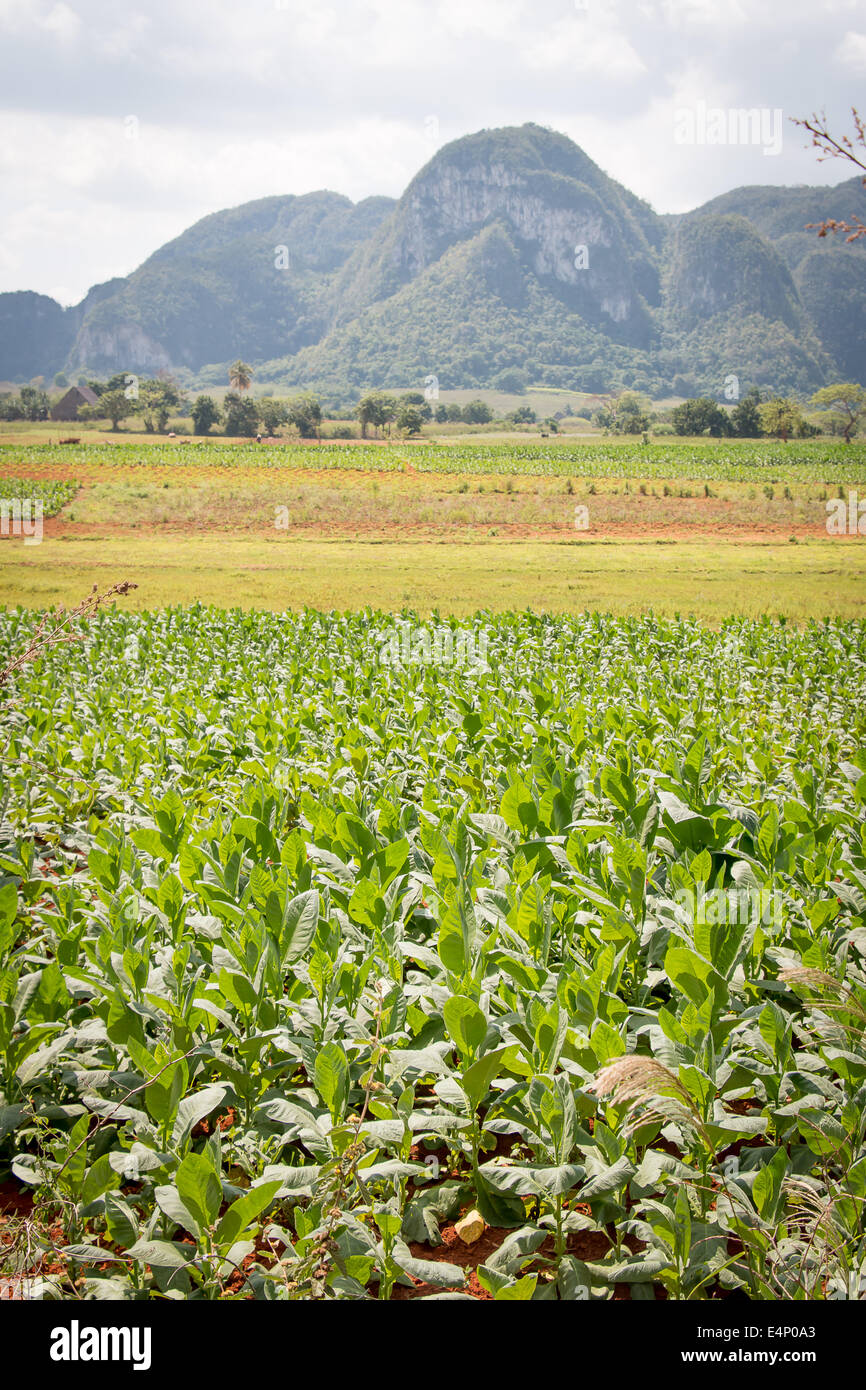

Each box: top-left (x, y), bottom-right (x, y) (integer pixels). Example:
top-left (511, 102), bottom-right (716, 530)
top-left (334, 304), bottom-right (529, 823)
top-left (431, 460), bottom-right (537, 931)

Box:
top-left (229, 360), bottom-right (253, 392)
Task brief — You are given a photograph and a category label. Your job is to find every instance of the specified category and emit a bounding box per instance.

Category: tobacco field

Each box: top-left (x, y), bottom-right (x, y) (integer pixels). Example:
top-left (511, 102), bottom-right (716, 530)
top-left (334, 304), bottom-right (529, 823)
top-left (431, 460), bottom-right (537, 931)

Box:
top-left (5, 439), bottom-right (866, 486)
top-left (1, 606), bottom-right (865, 1300)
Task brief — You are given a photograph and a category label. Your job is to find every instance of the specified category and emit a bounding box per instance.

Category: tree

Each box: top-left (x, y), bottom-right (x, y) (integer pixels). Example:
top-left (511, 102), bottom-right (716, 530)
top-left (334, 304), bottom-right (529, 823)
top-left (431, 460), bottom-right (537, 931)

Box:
top-left (792, 108), bottom-right (866, 243)
top-left (507, 405), bottom-right (537, 424)
top-left (400, 392), bottom-right (432, 421)
top-left (671, 397), bottom-right (731, 436)
top-left (600, 390), bottom-right (652, 435)
top-left (810, 382), bottom-right (866, 443)
top-left (461, 399), bottom-right (493, 424)
top-left (492, 368), bottom-right (528, 393)
top-left (100, 390), bottom-right (132, 431)
top-left (53, 372), bottom-right (69, 389)
top-left (139, 379), bottom-right (181, 433)
top-left (223, 391), bottom-right (259, 437)
top-left (357, 391), bottom-right (397, 438)
top-left (229, 360), bottom-right (253, 392)
top-left (395, 402), bottom-right (424, 435)
top-left (18, 386), bottom-right (49, 421)
top-left (285, 394), bottom-right (322, 438)
top-left (258, 398), bottom-right (288, 435)
top-left (731, 387), bottom-right (762, 437)
top-left (758, 397), bottom-right (804, 442)
top-left (191, 395), bottom-right (221, 435)
top-left (357, 392), bottom-right (377, 438)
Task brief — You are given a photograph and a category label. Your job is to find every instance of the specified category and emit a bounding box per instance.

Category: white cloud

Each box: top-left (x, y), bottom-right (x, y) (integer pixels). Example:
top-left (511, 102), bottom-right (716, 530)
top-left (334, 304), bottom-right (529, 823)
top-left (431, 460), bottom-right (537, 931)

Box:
top-left (0, 0), bottom-right (81, 40)
top-left (95, 11), bottom-right (151, 59)
top-left (526, 14), bottom-right (647, 77)
top-left (659, 0), bottom-right (749, 30)
top-left (837, 29), bottom-right (866, 69)
top-left (41, 3), bottom-right (81, 41)
top-left (436, 0), bottom-right (525, 39)
top-left (0, 108), bottom-right (438, 300)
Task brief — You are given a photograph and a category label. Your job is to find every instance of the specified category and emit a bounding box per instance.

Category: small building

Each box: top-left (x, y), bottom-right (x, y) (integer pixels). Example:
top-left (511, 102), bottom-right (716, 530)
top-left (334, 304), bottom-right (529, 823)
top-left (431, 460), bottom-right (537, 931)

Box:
top-left (50, 385), bottom-right (99, 421)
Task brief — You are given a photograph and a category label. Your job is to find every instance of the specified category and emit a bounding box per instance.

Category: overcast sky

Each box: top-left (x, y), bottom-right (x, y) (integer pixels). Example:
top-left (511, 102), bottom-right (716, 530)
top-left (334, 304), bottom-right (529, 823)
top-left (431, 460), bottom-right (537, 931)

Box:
top-left (1, 0), bottom-right (864, 304)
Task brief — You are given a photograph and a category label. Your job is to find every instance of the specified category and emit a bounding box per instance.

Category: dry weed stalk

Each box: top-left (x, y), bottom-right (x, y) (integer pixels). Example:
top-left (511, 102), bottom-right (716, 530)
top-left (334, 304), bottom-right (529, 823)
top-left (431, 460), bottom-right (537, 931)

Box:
top-left (0, 581), bottom-right (138, 688)
top-left (792, 108), bottom-right (866, 243)
top-left (588, 1055), bottom-right (709, 1147)
top-left (779, 965), bottom-right (866, 1037)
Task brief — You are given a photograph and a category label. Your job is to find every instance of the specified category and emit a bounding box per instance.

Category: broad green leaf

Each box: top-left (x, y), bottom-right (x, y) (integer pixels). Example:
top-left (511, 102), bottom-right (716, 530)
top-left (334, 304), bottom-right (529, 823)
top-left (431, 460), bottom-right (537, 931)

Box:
top-left (175, 1152), bottom-right (222, 1231)
top-left (752, 1147), bottom-right (788, 1220)
top-left (314, 1041), bottom-right (349, 1119)
top-left (126, 1239), bottom-right (191, 1270)
top-left (215, 1180), bottom-right (281, 1247)
top-left (443, 994), bottom-right (486, 1059)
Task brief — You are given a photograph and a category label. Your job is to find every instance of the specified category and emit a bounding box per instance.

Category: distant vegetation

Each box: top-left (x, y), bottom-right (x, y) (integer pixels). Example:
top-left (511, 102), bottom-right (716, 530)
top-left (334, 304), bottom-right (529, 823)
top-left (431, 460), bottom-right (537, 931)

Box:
top-left (3, 373), bottom-right (863, 443)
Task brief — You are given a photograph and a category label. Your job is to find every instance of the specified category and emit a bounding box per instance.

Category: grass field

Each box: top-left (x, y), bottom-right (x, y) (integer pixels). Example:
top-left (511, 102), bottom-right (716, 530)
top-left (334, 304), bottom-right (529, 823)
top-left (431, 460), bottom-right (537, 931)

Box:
top-left (1, 535), bottom-right (864, 620)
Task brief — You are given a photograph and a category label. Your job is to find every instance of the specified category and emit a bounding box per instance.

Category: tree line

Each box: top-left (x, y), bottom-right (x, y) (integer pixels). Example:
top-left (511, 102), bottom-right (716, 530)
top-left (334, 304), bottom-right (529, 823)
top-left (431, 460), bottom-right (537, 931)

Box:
top-left (595, 384), bottom-right (866, 442)
top-left (2, 356), bottom-right (863, 440)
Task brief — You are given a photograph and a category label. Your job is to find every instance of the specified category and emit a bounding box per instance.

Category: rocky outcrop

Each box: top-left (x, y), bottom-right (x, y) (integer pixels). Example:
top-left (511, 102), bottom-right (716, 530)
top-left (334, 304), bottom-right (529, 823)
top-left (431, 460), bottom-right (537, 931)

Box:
top-left (328, 127), bottom-right (660, 348)
top-left (68, 323), bottom-right (172, 374)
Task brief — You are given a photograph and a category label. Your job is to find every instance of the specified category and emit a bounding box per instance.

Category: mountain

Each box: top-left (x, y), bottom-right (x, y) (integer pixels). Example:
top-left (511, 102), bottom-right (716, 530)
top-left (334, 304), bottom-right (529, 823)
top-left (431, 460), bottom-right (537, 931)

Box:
top-left (2, 124), bottom-right (864, 400)
top-left (0, 277), bottom-right (126, 380)
top-left (66, 191), bottom-right (396, 377)
top-left (327, 125), bottom-right (662, 334)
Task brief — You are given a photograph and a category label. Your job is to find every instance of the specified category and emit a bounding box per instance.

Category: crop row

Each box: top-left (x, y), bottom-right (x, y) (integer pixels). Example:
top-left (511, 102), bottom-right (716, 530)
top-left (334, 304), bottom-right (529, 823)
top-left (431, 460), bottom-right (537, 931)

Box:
top-left (3, 440), bottom-right (866, 484)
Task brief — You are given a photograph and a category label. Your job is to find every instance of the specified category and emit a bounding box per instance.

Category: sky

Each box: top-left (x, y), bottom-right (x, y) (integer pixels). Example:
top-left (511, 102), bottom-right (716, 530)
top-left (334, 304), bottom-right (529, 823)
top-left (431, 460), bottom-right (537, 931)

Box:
top-left (0, 0), bottom-right (864, 305)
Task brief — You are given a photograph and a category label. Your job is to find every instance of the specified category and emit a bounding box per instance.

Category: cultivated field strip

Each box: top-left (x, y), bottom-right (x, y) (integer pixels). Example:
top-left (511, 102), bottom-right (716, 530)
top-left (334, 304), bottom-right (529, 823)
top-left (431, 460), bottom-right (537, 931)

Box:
top-left (0, 477), bottom-right (79, 515)
top-left (2, 440), bottom-right (866, 486)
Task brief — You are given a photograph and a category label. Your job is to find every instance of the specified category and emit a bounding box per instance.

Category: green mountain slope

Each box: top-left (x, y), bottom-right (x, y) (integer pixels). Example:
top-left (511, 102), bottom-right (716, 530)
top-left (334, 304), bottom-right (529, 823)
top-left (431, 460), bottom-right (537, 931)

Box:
top-left (693, 175), bottom-right (866, 272)
top-left (263, 221), bottom-right (657, 394)
top-left (69, 191), bottom-right (396, 375)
